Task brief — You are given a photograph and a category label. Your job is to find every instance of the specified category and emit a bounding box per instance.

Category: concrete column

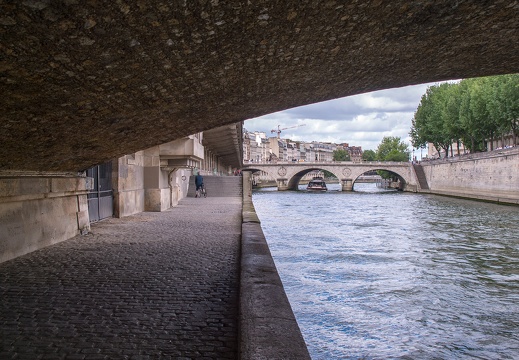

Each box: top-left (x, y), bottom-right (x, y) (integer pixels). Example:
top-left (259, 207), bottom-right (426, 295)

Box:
top-left (341, 178), bottom-right (353, 191)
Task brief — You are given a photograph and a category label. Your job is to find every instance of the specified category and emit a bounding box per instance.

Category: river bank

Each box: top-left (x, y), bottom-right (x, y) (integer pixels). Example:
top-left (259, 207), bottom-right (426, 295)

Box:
top-left (419, 147), bottom-right (519, 205)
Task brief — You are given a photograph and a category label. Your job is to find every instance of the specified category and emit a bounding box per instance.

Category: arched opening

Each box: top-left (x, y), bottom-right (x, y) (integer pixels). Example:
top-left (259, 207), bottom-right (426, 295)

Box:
top-left (287, 168), bottom-right (341, 191)
top-left (241, 168), bottom-right (277, 188)
top-left (353, 169), bottom-right (406, 192)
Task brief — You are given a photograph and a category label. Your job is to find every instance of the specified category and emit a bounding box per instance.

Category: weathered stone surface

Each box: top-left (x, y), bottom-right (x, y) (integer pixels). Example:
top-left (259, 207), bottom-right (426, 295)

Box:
top-left (421, 147), bottom-right (519, 204)
top-left (0, 176), bottom-right (88, 262)
top-left (1, 1), bottom-right (518, 171)
top-left (240, 172), bottom-right (311, 359)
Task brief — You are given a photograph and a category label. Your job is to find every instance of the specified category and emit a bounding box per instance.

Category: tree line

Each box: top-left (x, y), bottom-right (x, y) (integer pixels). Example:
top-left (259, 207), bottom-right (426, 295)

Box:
top-left (333, 137), bottom-right (410, 162)
top-left (410, 74), bottom-right (519, 157)
top-left (331, 136), bottom-right (409, 165)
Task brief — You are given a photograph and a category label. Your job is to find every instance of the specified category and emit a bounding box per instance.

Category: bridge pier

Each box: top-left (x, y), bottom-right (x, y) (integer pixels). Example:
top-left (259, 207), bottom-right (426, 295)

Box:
top-left (277, 178), bottom-right (289, 191)
top-left (341, 179), bottom-right (353, 191)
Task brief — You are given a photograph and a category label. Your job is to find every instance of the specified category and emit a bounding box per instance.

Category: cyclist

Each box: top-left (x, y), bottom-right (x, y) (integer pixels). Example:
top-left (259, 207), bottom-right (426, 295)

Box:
top-left (195, 172), bottom-right (204, 198)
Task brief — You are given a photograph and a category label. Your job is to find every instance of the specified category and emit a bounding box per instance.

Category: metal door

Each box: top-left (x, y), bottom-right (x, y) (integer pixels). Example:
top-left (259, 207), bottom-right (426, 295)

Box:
top-left (86, 162), bottom-right (113, 222)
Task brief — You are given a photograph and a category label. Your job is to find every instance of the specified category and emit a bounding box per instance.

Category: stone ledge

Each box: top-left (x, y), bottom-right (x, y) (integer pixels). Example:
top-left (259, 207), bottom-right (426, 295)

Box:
top-left (239, 221), bottom-right (311, 360)
top-left (420, 189), bottom-right (519, 206)
top-left (240, 172), bottom-right (310, 360)
top-left (0, 176), bottom-right (91, 204)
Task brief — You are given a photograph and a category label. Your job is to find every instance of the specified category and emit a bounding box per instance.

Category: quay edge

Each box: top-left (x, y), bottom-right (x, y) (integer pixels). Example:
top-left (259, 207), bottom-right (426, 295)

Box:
top-left (239, 171), bottom-right (311, 360)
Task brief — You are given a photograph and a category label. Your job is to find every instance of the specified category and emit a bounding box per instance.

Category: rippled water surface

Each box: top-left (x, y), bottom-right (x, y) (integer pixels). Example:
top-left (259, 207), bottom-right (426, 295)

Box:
top-left (252, 183), bottom-right (519, 359)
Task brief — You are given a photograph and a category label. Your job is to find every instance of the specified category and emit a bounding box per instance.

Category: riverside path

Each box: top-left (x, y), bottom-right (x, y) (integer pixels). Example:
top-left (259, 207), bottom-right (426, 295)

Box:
top-left (0, 196), bottom-right (242, 359)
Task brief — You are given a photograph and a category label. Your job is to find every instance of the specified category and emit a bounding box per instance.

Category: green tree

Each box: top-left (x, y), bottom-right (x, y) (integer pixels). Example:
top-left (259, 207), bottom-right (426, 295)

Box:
top-left (374, 137), bottom-right (409, 180)
top-left (362, 149), bottom-right (376, 161)
top-left (375, 136), bottom-right (410, 162)
top-left (333, 149), bottom-right (350, 161)
top-left (459, 78), bottom-right (491, 152)
top-left (410, 74), bottom-right (519, 155)
top-left (410, 83), bottom-right (453, 157)
top-left (442, 83), bottom-right (464, 156)
top-left (486, 74), bottom-right (519, 146)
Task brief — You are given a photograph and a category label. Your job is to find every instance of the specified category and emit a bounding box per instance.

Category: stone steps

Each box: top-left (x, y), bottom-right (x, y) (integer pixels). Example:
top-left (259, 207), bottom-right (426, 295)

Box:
top-left (188, 175), bottom-right (243, 197)
top-left (413, 164), bottom-right (430, 190)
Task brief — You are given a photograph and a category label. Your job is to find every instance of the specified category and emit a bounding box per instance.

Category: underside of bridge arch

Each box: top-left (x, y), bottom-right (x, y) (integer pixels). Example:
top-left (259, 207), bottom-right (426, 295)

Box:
top-left (287, 168), bottom-right (340, 190)
top-left (353, 169), bottom-right (406, 191)
top-left (1, 1), bottom-right (518, 172)
top-left (242, 168), bottom-right (277, 183)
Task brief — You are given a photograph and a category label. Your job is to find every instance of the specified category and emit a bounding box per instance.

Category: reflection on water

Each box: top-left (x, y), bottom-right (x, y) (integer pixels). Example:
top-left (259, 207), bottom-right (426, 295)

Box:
top-left (252, 183), bottom-right (519, 359)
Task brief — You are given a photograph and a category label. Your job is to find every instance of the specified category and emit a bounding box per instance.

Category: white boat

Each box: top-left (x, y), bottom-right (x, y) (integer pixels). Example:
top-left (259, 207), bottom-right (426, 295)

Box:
top-left (307, 177), bottom-right (327, 191)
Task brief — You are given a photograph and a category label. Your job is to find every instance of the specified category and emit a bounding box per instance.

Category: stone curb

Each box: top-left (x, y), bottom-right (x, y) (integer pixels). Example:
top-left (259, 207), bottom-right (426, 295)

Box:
top-left (239, 172), bottom-right (311, 360)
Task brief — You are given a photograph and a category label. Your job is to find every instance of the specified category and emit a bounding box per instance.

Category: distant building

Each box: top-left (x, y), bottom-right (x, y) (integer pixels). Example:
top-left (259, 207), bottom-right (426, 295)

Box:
top-left (427, 142), bottom-right (468, 159)
top-left (347, 146), bottom-right (363, 162)
top-left (243, 130), bottom-right (269, 162)
top-left (311, 142), bottom-right (335, 162)
top-left (243, 128), bottom-right (364, 163)
top-left (337, 143), bottom-right (363, 162)
top-left (427, 131), bottom-right (516, 159)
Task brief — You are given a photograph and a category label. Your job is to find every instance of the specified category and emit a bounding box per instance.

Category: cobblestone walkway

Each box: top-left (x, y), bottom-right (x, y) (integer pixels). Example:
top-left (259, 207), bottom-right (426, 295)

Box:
top-left (0, 197), bottom-right (242, 359)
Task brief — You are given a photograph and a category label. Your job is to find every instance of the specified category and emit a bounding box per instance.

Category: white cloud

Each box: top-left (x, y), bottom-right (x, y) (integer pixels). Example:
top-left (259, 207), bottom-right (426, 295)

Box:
top-left (244, 82), bottom-right (454, 151)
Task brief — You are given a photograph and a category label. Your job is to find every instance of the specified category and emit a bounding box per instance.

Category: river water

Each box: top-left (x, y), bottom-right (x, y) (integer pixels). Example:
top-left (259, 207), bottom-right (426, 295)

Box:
top-left (252, 183), bottom-right (519, 359)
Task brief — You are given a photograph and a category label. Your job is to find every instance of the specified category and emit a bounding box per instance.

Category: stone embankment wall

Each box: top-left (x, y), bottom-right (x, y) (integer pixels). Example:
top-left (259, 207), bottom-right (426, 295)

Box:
top-left (0, 174), bottom-right (91, 263)
top-left (421, 148), bottom-right (519, 205)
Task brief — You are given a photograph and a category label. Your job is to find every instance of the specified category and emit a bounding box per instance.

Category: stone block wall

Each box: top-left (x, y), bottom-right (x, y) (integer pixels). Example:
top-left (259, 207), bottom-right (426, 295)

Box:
top-left (169, 170), bottom-right (192, 207)
top-left (0, 175), bottom-right (90, 263)
top-left (113, 150), bottom-right (194, 216)
top-left (421, 148), bottom-right (519, 204)
top-left (113, 153), bottom-right (145, 218)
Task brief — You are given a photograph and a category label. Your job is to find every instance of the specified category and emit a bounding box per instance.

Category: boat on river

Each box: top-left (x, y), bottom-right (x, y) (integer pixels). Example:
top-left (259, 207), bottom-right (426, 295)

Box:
top-left (307, 177), bottom-right (327, 191)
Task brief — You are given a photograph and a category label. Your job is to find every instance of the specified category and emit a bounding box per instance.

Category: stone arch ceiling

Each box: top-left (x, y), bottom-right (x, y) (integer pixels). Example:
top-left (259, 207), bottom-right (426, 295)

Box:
top-left (1, 1), bottom-right (518, 172)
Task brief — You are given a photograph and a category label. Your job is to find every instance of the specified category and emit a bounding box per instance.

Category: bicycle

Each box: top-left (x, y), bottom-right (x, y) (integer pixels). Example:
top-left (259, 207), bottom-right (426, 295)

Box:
top-left (195, 184), bottom-right (207, 198)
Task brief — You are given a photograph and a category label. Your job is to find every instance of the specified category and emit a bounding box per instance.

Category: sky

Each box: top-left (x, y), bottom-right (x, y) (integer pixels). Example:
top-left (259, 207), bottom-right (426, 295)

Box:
top-left (244, 82), bottom-right (447, 154)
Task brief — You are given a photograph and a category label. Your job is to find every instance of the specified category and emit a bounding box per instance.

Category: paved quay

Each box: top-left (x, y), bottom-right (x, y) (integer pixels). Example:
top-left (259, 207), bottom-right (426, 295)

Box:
top-left (0, 197), bottom-right (242, 359)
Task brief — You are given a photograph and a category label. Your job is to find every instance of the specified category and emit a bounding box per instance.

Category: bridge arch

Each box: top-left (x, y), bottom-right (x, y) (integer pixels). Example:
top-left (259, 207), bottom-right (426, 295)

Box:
top-left (352, 168), bottom-right (407, 191)
top-left (241, 167), bottom-right (278, 186)
top-left (348, 164), bottom-right (414, 192)
top-left (287, 168), bottom-right (342, 191)
top-left (241, 162), bottom-right (417, 192)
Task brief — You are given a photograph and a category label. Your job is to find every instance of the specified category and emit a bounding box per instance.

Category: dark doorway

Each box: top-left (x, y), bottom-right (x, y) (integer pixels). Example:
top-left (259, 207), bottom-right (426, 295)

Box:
top-left (86, 162), bottom-right (113, 222)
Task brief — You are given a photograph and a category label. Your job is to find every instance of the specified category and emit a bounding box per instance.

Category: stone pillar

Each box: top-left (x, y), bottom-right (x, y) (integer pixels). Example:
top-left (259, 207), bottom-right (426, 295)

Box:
top-left (242, 171), bottom-right (253, 198)
top-left (341, 178), bottom-right (353, 191)
top-left (277, 178), bottom-right (289, 191)
top-left (143, 147), bottom-right (171, 212)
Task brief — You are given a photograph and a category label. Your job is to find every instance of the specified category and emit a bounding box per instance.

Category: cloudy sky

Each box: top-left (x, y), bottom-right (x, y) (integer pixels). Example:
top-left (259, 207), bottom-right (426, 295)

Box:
top-left (244, 82), bottom-right (444, 153)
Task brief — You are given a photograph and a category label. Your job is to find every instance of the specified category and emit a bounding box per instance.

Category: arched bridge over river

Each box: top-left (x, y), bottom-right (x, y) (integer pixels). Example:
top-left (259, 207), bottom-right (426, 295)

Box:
top-left (242, 162), bottom-right (420, 191)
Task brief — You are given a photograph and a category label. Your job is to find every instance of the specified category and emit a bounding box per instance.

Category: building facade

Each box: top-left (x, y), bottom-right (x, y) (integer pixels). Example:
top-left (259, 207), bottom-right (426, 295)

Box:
top-left (242, 129), bottom-right (363, 163)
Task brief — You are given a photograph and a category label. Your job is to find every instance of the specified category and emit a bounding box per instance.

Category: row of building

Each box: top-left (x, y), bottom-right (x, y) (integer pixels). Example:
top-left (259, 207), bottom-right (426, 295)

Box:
top-left (243, 130), bottom-right (363, 163)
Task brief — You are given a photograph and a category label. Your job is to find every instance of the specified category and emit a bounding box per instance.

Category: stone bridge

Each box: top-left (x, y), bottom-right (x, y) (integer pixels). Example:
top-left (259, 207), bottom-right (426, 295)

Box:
top-left (242, 162), bottom-right (417, 191)
top-left (1, 1), bottom-right (518, 172)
